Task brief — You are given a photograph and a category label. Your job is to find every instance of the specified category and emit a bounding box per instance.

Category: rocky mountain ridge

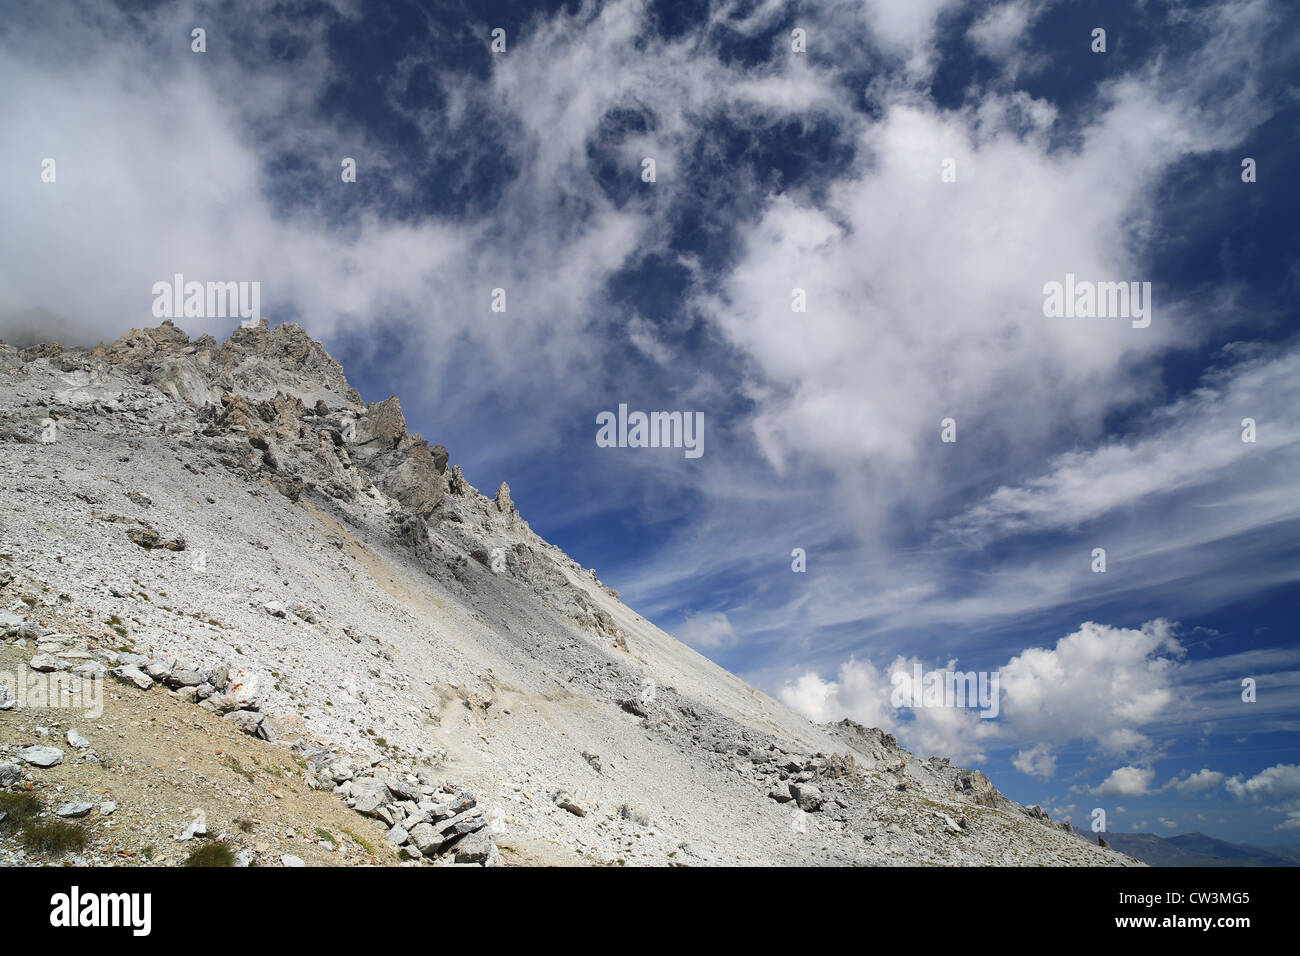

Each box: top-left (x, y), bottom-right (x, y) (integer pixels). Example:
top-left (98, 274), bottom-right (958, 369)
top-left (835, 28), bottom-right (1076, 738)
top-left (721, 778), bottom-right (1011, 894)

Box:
top-left (0, 319), bottom-right (1139, 866)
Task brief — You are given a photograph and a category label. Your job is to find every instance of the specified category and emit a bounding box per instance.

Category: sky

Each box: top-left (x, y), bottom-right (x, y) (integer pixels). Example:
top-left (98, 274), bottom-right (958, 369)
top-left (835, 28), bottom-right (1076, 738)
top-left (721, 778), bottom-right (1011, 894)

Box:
top-left (1, 0), bottom-right (1298, 847)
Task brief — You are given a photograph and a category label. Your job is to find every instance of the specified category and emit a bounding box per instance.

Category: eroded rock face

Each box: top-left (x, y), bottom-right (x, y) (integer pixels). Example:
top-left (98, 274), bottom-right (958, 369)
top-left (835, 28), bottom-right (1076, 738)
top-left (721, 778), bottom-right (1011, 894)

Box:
top-left (338, 396), bottom-right (445, 515)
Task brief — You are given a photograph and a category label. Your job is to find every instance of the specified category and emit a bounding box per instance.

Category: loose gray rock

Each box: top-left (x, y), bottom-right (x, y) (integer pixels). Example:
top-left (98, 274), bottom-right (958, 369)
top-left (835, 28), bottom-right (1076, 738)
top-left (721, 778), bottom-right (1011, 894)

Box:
top-left (553, 790), bottom-right (586, 817)
top-left (19, 745), bottom-right (64, 767)
top-left (55, 802), bottom-right (94, 818)
top-left (789, 782), bottom-right (824, 812)
top-left (28, 654), bottom-right (64, 672)
top-left (619, 803), bottom-right (651, 826)
top-left (112, 665), bottom-right (153, 690)
top-left (453, 831), bottom-right (500, 866)
top-left (408, 822), bottom-right (441, 855)
top-left (350, 777), bottom-right (394, 818)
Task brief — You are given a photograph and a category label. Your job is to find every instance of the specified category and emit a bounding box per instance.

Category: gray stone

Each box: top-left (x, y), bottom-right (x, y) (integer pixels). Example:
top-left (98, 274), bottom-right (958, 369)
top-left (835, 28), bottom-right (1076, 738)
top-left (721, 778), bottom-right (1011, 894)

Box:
top-left (144, 659), bottom-right (175, 681)
top-left (55, 802), bottom-right (94, 818)
top-left (19, 745), bottom-right (64, 767)
top-left (350, 777), bottom-right (393, 818)
top-left (179, 819), bottom-right (206, 841)
top-left (437, 809), bottom-right (487, 840)
top-left (281, 855), bottom-right (306, 867)
top-left (225, 709), bottom-right (270, 739)
top-left (66, 729), bottom-right (91, 749)
top-left (112, 665), bottom-right (154, 690)
top-left (789, 782), bottom-right (824, 812)
top-left (553, 790), bottom-right (585, 817)
top-left (166, 667), bottom-right (203, 688)
top-left (619, 803), bottom-right (651, 826)
top-left (28, 653), bottom-right (64, 672)
top-left (452, 831), bottom-right (500, 866)
top-left (384, 774), bottom-right (421, 802)
top-left (0, 761), bottom-right (22, 786)
top-left (408, 822), bottom-right (441, 855)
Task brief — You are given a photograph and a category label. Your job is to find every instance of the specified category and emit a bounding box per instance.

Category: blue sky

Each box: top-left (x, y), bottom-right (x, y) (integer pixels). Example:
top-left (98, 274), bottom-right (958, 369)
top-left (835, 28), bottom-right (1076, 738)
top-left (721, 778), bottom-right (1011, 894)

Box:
top-left (2, 0), bottom-right (1298, 846)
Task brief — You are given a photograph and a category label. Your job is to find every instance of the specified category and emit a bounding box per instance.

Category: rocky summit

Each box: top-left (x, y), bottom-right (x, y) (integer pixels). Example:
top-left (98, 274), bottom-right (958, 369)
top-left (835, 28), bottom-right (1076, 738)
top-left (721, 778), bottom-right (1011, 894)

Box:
top-left (0, 321), bottom-right (1138, 867)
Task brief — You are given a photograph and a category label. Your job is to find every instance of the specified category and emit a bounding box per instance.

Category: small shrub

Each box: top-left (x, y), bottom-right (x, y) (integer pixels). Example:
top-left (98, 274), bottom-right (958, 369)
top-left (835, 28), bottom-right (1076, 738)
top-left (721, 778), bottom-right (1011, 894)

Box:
top-left (185, 841), bottom-right (235, 867)
top-left (0, 792), bottom-right (43, 825)
top-left (21, 820), bottom-right (89, 856)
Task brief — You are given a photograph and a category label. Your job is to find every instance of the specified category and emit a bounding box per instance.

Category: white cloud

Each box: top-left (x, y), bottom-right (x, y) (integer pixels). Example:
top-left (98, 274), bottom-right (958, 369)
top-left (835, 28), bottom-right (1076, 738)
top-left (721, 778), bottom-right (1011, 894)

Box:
top-left (677, 611), bottom-right (739, 649)
top-left (1226, 764), bottom-right (1300, 801)
top-left (1013, 742), bottom-right (1057, 779)
top-left (1167, 769), bottom-right (1226, 795)
top-left (778, 619), bottom-right (1186, 768)
top-left (1094, 766), bottom-right (1156, 797)
top-left (997, 620), bottom-right (1184, 756)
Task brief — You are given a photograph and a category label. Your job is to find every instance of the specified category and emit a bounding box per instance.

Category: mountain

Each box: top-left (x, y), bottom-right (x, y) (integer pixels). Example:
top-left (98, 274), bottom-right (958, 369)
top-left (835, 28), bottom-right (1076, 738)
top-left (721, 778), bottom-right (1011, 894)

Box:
top-left (1071, 827), bottom-right (1299, 867)
top-left (0, 320), bottom-right (1140, 867)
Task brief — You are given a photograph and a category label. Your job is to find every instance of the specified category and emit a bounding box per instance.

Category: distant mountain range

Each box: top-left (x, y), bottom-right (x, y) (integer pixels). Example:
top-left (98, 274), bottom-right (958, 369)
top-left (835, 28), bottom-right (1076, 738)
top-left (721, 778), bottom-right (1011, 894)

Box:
top-left (1072, 827), bottom-right (1300, 866)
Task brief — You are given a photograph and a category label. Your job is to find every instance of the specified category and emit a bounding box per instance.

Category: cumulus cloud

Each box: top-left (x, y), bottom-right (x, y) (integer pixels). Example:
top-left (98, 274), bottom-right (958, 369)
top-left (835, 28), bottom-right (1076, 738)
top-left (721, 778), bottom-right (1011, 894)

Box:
top-left (1167, 769), bottom-right (1226, 795)
top-left (778, 619), bottom-right (1186, 771)
top-left (997, 620), bottom-right (1184, 756)
top-left (1226, 764), bottom-right (1300, 801)
top-left (1094, 765), bottom-right (1156, 797)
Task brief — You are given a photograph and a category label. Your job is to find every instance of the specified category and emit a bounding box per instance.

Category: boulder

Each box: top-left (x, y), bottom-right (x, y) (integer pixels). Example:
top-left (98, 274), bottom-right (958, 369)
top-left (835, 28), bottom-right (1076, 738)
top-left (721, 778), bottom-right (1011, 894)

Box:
top-left (453, 832), bottom-right (500, 866)
top-left (225, 709), bottom-right (270, 740)
top-left (789, 782), bottom-right (824, 812)
top-left (553, 790), bottom-right (586, 817)
top-left (20, 745), bottom-right (65, 768)
top-left (112, 665), bottom-right (153, 690)
top-left (350, 777), bottom-right (394, 818)
top-left (408, 822), bottom-right (441, 856)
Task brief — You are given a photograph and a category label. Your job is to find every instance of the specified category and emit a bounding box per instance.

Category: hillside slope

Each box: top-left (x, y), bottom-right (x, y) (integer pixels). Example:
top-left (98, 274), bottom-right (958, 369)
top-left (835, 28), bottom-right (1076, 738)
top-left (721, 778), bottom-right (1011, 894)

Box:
top-left (0, 320), bottom-right (1139, 866)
